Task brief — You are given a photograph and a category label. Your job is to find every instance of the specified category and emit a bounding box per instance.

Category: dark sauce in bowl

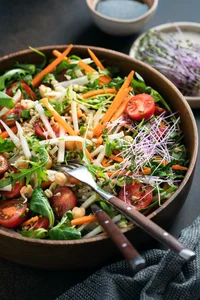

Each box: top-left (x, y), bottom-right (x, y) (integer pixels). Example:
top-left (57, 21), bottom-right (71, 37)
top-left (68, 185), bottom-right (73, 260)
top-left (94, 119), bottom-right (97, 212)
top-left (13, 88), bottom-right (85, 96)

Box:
top-left (96, 0), bottom-right (149, 20)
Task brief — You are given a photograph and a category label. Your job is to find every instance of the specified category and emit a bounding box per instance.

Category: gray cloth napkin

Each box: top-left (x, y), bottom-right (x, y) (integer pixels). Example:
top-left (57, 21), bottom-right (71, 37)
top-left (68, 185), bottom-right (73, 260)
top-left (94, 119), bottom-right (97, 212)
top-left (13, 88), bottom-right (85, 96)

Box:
top-left (58, 216), bottom-right (200, 300)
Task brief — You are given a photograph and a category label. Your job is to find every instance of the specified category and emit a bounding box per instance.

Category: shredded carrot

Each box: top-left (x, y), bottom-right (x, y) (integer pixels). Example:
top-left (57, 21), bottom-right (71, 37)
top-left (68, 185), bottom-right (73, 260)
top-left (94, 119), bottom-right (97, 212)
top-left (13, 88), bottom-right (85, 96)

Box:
top-left (94, 84), bottom-right (133, 137)
top-left (77, 108), bottom-right (83, 118)
top-left (155, 158), bottom-right (188, 171)
top-left (68, 176), bottom-right (81, 184)
top-left (138, 167), bottom-right (151, 175)
top-left (88, 48), bottom-right (112, 82)
top-left (109, 154), bottom-right (123, 163)
top-left (40, 180), bottom-right (52, 189)
top-left (42, 98), bottom-right (76, 135)
top-left (172, 164), bottom-right (188, 171)
top-left (102, 158), bottom-right (111, 167)
top-left (88, 48), bottom-right (105, 71)
top-left (21, 216), bottom-right (39, 227)
top-left (71, 215), bottom-right (96, 226)
top-left (0, 126), bottom-right (17, 139)
top-left (82, 88), bottom-right (117, 99)
top-left (78, 60), bottom-right (110, 84)
top-left (106, 170), bottom-right (133, 177)
top-left (111, 96), bottom-right (131, 121)
top-left (96, 136), bottom-right (103, 147)
top-left (32, 44), bottom-right (73, 87)
top-left (52, 49), bottom-right (72, 62)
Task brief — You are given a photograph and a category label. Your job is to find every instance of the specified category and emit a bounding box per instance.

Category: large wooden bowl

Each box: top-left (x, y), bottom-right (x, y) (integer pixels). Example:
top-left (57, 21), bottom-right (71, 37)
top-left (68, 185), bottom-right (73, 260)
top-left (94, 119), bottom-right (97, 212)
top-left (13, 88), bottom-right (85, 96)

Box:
top-left (0, 46), bottom-right (198, 269)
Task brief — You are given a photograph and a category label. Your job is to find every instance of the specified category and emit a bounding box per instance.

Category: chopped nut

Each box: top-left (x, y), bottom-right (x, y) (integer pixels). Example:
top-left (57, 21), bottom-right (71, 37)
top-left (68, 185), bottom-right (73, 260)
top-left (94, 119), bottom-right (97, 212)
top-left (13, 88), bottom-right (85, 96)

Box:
top-left (14, 157), bottom-right (29, 169)
top-left (72, 207), bottom-right (85, 219)
top-left (44, 189), bottom-right (53, 198)
top-left (20, 185), bottom-right (33, 199)
top-left (54, 172), bottom-right (68, 186)
top-left (45, 156), bottom-right (53, 169)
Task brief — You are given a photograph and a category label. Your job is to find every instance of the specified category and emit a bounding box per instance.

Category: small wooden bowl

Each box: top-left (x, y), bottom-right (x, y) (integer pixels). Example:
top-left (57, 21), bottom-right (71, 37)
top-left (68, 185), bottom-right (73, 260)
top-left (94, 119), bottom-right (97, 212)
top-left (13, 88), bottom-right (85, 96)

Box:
top-left (0, 46), bottom-right (198, 270)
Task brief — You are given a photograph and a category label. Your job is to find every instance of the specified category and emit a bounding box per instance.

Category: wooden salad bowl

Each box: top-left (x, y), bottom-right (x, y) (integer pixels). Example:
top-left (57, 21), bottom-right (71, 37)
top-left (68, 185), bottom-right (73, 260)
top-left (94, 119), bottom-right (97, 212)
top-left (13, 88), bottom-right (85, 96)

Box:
top-left (0, 46), bottom-right (198, 270)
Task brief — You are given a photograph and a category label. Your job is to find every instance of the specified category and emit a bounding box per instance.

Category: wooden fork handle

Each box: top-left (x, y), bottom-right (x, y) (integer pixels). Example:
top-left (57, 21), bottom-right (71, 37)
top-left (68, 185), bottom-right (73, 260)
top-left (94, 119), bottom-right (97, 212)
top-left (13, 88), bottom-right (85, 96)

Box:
top-left (108, 196), bottom-right (195, 260)
top-left (93, 207), bottom-right (145, 271)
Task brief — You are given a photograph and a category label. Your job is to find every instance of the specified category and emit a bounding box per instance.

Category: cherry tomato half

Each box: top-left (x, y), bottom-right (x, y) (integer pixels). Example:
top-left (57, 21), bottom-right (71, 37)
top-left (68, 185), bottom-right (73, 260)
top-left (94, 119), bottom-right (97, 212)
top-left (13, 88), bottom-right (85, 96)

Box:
top-left (0, 154), bottom-right (8, 174)
top-left (1, 106), bottom-right (23, 127)
top-left (1, 180), bottom-right (25, 199)
top-left (34, 119), bottom-right (60, 139)
top-left (126, 94), bottom-right (155, 121)
top-left (33, 216), bottom-right (49, 230)
top-left (118, 182), bottom-right (152, 211)
top-left (50, 186), bottom-right (77, 219)
top-left (6, 81), bottom-right (36, 101)
top-left (0, 200), bottom-right (28, 228)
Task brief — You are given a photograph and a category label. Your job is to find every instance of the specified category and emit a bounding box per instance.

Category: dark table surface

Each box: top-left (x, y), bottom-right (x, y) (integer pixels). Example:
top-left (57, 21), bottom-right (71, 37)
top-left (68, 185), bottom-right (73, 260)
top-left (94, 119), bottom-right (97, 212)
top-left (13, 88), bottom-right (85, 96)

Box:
top-left (0, 0), bottom-right (199, 299)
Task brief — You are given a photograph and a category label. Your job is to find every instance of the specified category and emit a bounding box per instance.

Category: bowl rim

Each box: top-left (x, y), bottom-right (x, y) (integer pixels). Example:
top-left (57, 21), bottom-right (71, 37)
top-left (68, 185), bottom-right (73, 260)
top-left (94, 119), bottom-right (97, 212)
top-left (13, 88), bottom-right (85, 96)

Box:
top-left (0, 44), bottom-right (198, 245)
top-left (86, 0), bottom-right (159, 24)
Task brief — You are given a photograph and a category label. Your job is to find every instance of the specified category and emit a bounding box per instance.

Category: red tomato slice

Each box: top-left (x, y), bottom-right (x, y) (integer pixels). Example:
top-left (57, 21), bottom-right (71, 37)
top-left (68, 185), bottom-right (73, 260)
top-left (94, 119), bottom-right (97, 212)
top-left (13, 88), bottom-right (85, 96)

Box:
top-left (0, 154), bottom-right (8, 174)
top-left (118, 182), bottom-right (152, 211)
top-left (0, 200), bottom-right (28, 228)
top-left (34, 119), bottom-right (60, 139)
top-left (126, 94), bottom-right (155, 121)
top-left (50, 186), bottom-right (77, 219)
top-left (6, 81), bottom-right (36, 101)
top-left (154, 106), bottom-right (167, 116)
top-left (33, 216), bottom-right (49, 230)
top-left (1, 180), bottom-right (25, 199)
top-left (1, 106), bottom-right (23, 127)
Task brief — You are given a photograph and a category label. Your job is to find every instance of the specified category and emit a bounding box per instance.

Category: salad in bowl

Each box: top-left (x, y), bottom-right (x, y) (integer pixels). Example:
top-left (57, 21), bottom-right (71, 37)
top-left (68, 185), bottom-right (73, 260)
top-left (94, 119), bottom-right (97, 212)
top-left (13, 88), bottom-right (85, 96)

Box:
top-left (0, 45), bottom-right (188, 241)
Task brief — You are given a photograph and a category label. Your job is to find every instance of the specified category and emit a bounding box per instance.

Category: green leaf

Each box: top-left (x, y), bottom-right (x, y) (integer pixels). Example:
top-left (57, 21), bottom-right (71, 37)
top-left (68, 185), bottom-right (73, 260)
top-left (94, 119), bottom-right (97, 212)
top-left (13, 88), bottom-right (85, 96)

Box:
top-left (14, 63), bottom-right (36, 75)
top-left (99, 201), bottom-right (115, 218)
top-left (29, 47), bottom-right (47, 69)
top-left (0, 92), bottom-right (14, 108)
top-left (42, 73), bottom-right (56, 84)
top-left (21, 110), bottom-right (31, 119)
top-left (21, 228), bottom-right (47, 239)
top-left (49, 211), bottom-right (81, 240)
top-left (49, 227), bottom-right (81, 240)
top-left (0, 69), bottom-right (26, 90)
top-left (0, 178), bottom-right (11, 188)
top-left (9, 139), bottom-right (49, 186)
top-left (30, 187), bottom-right (55, 228)
top-left (0, 137), bottom-right (15, 152)
top-left (145, 87), bottom-right (172, 113)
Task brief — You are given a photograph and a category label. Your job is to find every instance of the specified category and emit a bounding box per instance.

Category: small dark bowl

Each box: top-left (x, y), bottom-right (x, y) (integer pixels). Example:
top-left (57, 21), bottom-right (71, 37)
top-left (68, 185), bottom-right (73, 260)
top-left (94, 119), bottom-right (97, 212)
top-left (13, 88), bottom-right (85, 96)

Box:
top-left (0, 46), bottom-right (198, 270)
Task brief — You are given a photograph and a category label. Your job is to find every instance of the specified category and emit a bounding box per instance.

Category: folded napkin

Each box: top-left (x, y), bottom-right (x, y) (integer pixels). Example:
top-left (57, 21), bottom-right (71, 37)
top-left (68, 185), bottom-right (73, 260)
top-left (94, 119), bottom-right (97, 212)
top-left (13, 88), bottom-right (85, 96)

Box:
top-left (58, 216), bottom-right (200, 300)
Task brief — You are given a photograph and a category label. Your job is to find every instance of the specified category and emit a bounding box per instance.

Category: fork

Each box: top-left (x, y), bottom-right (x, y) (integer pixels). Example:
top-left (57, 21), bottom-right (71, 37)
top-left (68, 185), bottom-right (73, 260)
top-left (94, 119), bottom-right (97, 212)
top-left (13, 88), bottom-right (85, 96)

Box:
top-left (91, 203), bottom-right (145, 271)
top-left (54, 161), bottom-right (196, 261)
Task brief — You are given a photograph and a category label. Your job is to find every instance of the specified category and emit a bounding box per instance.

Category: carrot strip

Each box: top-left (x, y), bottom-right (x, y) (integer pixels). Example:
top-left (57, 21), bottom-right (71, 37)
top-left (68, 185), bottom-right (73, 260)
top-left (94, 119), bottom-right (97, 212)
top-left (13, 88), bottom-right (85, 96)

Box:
top-left (21, 216), bottom-right (39, 227)
top-left (96, 136), bottom-right (103, 147)
top-left (68, 176), bottom-right (81, 185)
top-left (52, 49), bottom-right (72, 62)
top-left (88, 48), bottom-right (105, 70)
top-left (94, 85), bottom-right (133, 137)
top-left (40, 180), bottom-right (52, 189)
top-left (78, 60), bottom-right (110, 84)
top-left (102, 158), bottom-right (111, 167)
top-left (172, 165), bottom-right (188, 171)
top-left (82, 88), bottom-right (117, 99)
top-left (71, 215), bottom-right (96, 226)
top-left (138, 167), bottom-right (151, 175)
top-left (41, 98), bottom-right (76, 135)
top-left (111, 96), bottom-right (131, 121)
top-left (32, 44), bottom-right (73, 87)
top-left (109, 154), bottom-right (123, 163)
top-left (87, 48), bottom-right (112, 83)
top-left (77, 108), bottom-right (83, 118)
top-left (0, 126), bottom-right (17, 139)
